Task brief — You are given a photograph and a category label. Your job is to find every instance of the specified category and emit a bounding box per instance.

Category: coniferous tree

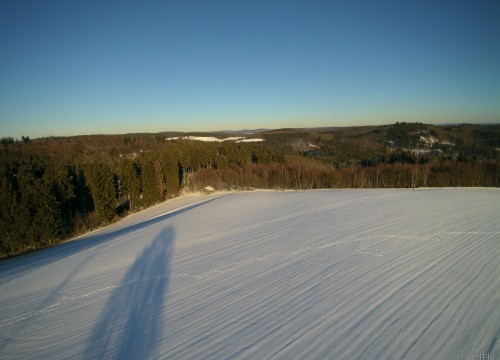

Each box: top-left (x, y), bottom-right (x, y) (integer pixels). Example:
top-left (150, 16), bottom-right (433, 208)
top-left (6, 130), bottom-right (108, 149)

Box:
top-left (0, 156), bottom-right (21, 254)
top-left (161, 151), bottom-right (181, 197)
top-left (153, 159), bottom-right (166, 200)
top-left (118, 159), bottom-right (141, 210)
top-left (140, 157), bottom-right (162, 206)
top-left (84, 162), bottom-right (117, 223)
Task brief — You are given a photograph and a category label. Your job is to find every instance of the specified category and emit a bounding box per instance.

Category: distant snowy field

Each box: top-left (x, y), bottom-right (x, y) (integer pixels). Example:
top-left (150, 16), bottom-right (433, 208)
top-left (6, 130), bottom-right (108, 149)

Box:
top-left (1, 189), bottom-right (499, 360)
top-left (165, 136), bottom-right (264, 142)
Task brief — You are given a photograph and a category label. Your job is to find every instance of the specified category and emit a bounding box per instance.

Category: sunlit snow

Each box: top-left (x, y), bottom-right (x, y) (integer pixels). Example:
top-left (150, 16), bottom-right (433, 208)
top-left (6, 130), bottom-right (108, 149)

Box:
top-left (165, 136), bottom-right (263, 142)
top-left (0, 189), bottom-right (499, 359)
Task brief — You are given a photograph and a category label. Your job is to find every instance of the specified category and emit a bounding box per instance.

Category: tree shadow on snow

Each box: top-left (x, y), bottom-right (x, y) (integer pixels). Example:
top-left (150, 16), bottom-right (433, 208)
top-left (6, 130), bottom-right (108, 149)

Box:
top-left (0, 198), bottom-right (217, 285)
top-left (84, 226), bottom-right (175, 359)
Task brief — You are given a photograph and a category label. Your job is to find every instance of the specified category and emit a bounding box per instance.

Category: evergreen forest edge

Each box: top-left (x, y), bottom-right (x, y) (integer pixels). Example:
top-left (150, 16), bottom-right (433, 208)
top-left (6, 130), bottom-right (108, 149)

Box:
top-left (1, 122), bottom-right (499, 258)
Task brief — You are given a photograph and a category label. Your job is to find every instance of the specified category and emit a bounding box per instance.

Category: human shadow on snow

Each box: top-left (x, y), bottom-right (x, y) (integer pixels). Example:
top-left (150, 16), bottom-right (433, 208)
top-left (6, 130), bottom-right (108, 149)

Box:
top-left (84, 225), bottom-right (175, 359)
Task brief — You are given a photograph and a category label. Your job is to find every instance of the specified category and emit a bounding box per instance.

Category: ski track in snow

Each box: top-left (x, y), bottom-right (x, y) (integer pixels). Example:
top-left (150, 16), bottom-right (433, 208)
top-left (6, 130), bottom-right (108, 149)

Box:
top-left (0, 188), bottom-right (499, 359)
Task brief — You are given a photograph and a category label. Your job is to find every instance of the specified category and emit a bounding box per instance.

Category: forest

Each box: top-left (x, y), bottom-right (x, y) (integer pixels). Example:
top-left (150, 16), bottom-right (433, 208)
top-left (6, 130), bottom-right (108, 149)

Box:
top-left (1, 122), bottom-right (499, 257)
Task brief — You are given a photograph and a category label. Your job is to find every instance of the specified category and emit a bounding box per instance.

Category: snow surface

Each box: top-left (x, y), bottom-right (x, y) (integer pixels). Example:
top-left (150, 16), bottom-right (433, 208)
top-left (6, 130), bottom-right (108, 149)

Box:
top-left (0, 189), bottom-right (499, 360)
top-left (165, 136), bottom-right (263, 143)
top-left (238, 138), bottom-right (264, 142)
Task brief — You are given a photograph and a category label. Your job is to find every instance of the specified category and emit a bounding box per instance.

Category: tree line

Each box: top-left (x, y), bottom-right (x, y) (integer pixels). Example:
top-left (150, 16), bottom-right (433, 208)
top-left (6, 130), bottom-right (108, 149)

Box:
top-left (1, 124), bottom-right (499, 257)
top-left (0, 138), bottom-right (284, 257)
top-left (187, 156), bottom-right (499, 191)
top-left (0, 152), bottom-right (185, 257)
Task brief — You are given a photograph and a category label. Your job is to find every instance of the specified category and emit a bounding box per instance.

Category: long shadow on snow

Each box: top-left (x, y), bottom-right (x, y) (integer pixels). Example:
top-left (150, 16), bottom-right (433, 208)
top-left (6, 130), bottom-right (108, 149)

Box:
top-left (0, 197), bottom-right (220, 284)
top-left (0, 198), bottom-right (216, 354)
top-left (85, 226), bottom-right (175, 359)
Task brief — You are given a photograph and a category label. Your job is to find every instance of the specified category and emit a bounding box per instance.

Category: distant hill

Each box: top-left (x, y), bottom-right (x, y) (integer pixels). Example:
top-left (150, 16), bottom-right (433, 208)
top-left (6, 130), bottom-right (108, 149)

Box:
top-left (1, 122), bottom-right (498, 257)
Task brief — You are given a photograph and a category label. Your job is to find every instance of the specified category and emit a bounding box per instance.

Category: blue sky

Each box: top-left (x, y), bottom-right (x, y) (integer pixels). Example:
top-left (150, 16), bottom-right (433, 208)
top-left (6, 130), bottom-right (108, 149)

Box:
top-left (0, 0), bottom-right (499, 138)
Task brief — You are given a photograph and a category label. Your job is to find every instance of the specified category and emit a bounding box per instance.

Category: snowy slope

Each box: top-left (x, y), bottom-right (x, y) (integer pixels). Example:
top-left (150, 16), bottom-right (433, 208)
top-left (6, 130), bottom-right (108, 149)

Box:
top-left (164, 136), bottom-right (264, 142)
top-left (0, 189), bottom-right (499, 359)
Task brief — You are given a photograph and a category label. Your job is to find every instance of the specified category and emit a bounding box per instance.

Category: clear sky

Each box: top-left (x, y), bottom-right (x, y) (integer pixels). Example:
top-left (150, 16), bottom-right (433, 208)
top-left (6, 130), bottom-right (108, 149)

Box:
top-left (1, 0), bottom-right (499, 138)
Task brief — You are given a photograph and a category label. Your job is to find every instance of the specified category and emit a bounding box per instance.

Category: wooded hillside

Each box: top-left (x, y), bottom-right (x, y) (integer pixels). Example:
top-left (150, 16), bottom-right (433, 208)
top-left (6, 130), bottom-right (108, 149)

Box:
top-left (1, 123), bottom-right (499, 257)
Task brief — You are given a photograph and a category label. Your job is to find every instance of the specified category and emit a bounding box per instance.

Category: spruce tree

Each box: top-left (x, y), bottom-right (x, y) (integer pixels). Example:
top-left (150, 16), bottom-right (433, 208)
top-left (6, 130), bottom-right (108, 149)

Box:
top-left (84, 162), bottom-right (117, 223)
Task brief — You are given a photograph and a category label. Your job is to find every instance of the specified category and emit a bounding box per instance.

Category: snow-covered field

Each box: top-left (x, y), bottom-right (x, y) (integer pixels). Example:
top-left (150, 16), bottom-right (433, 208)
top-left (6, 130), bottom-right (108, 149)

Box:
top-left (0, 189), bottom-right (499, 359)
top-left (165, 136), bottom-right (264, 142)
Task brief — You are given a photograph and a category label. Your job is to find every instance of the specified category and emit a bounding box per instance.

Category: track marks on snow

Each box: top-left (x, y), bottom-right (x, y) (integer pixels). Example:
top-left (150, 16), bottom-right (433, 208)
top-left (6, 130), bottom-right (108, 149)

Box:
top-left (1, 189), bottom-right (499, 359)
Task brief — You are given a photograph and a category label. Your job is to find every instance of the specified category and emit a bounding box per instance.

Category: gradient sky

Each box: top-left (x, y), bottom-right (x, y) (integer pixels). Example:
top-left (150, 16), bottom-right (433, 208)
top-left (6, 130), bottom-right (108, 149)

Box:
top-left (1, 0), bottom-right (499, 138)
